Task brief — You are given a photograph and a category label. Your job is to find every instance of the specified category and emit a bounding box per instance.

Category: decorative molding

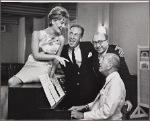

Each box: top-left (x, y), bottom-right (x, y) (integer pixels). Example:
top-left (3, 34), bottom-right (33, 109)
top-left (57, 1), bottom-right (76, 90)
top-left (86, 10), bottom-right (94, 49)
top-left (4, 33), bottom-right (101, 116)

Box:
top-left (1, 3), bottom-right (77, 26)
top-left (1, 3), bottom-right (47, 17)
top-left (1, 3), bottom-right (77, 21)
top-left (1, 25), bottom-right (6, 32)
top-left (2, 15), bottom-right (19, 24)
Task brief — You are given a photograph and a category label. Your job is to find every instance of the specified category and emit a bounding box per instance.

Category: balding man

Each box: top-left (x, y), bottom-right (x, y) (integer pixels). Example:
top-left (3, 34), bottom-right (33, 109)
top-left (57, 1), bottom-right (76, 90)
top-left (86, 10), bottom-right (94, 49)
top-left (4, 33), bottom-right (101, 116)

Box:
top-left (69, 53), bottom-right (126, 120)
top-left (92, 32), bottom-right (132, 111)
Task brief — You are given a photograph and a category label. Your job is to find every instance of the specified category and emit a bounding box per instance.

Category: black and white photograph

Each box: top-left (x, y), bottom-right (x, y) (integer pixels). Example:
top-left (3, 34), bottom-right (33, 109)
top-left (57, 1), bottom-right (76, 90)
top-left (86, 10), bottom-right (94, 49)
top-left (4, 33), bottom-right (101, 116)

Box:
top-left (0, 0), bottom-right (149, 120)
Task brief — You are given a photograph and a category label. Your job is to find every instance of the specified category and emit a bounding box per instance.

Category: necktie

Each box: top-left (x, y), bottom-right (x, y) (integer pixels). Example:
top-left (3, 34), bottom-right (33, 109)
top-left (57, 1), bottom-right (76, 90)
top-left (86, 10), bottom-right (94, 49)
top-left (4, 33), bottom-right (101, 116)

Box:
top-left (72, 49), bottom-right (76, 64)
top-left (72, 49), bottom-right (79, 70)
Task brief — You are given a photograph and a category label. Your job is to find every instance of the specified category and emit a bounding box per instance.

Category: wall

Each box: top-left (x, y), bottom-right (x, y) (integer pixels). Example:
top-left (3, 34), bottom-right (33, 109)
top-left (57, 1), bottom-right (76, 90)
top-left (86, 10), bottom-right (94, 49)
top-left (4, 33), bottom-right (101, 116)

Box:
top-left (25, 17), bottom-right (46, 61)
top-left (77, 3), bottom-right (103, 42)
top-left (25, 17), bottom-right (33, 61)
top-left (18, 17), bottom-right (26, 63)
top-left (1, 24), bottom-right (18, 63)
top-left (25, 25), bottom-right (33, 62)
top-left (111, 3), bottom-right (149, 75)
top-left (33, 17), bottom-right (46, 31)
top-left (77, 3), bottom-right (149, 75)
top-left (76, 3), bottom-right (111, 42)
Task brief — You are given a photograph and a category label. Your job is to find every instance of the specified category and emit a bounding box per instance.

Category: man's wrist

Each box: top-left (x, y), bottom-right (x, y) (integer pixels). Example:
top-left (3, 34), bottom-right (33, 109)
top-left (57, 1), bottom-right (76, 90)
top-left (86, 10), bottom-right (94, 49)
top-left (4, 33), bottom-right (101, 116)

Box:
top-left (85, 104), bottom-right (89, 111)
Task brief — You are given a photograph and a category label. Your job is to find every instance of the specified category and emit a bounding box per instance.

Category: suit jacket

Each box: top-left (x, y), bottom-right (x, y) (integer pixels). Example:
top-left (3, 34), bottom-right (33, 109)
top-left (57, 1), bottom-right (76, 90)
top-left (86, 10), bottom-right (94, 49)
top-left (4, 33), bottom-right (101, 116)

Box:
top-left (93, 45), bottom-right (131, 101)
top-left (61, 42), bottom-right (99, 108)
top-left (84, 72), bottom-right (126, 120)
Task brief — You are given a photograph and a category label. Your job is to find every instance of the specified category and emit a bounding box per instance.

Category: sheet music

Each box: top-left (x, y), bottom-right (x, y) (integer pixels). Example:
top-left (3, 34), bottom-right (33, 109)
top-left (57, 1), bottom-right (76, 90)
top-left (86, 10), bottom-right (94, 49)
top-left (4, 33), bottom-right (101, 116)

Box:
top-left (53, 78), bottom-right (65, 98)
top-left (39, 74), bottom-right (65, 108)
top-left (39, 74), bottom-right (55, 107)
top-left (47, 78), bottom-right (60, 103)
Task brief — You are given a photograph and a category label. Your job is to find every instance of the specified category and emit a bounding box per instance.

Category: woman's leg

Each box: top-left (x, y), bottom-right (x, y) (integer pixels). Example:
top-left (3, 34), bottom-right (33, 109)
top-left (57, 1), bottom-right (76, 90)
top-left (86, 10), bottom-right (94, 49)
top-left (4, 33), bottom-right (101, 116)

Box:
top-left (1, 77), bottom-right (22, 119)
top-left (8, 76), bottom-right (22, 86)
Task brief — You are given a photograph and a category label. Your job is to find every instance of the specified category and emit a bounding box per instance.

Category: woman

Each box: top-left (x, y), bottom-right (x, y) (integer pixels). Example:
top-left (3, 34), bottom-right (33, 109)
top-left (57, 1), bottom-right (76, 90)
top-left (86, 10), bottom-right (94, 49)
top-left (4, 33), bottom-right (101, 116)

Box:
top-left (1, 6), bottom-right (69, 119)
top-left (8, 6), bottom-right (69, 86)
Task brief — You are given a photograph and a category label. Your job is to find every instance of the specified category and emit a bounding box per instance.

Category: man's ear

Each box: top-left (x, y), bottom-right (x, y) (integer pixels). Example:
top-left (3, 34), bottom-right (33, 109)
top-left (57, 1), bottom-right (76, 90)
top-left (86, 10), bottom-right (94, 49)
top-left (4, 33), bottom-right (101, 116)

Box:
top-left (80, 38), bottom-right (82, 42)
top-left (51, 20), bottom-right (55, 25)
top-left (106, 40), bottom-right (109, 45)
top-left (103, 40), bottom-right (109, 47)
top-left (107, 62), bottom-right (113, 70)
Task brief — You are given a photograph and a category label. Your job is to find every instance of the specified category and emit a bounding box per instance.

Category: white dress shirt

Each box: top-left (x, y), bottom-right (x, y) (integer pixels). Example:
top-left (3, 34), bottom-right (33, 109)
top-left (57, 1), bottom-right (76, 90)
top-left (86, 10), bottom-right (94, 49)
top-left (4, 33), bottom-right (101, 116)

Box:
top-left (84, 71), bottom-right (126, 120)
top-left (68, 45), bottom-right (82, 67)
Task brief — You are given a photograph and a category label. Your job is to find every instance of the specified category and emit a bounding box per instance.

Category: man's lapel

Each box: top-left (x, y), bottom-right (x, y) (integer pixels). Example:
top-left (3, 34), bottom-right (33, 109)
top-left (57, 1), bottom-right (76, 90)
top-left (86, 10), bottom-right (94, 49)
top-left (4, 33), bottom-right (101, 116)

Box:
top-left (65, 44), bottom-right (72, 62)
top-left (79, 42), bottom-right (86, 66)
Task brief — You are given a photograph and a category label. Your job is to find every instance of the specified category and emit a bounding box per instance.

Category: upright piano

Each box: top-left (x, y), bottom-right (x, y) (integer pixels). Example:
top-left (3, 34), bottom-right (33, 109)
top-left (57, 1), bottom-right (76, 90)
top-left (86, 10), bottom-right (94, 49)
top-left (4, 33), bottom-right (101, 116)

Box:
top-left (8, 77), bottom-right (71, 120)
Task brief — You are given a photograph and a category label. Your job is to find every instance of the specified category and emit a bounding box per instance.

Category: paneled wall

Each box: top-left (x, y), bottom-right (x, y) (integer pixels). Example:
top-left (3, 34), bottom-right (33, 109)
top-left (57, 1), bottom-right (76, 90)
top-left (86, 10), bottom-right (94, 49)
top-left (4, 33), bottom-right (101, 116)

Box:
top-left (1, 3), bottom-right (47, 17)
top-left (1, 2), bottom-right (77, 63)
top-left (1, 24), bottom-right (18, 63)
top-left (1, 3), bottom-right (47, 63)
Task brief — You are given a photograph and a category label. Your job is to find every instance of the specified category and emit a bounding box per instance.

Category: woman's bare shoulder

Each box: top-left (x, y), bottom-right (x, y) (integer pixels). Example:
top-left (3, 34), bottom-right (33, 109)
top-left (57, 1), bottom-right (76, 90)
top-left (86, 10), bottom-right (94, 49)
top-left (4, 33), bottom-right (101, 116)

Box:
top-left (32, 30), bottom-right (45, 39)
top-left (32, 30), bottom-right (40, 36)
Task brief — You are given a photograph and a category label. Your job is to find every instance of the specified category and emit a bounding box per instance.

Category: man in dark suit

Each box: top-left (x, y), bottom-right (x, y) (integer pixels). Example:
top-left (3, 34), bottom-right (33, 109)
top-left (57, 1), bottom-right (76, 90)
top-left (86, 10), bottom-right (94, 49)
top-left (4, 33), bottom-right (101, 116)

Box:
top-left (60, 24), bottom-right (100, 108)
top-left (92, 32), bottom-right (133, 112)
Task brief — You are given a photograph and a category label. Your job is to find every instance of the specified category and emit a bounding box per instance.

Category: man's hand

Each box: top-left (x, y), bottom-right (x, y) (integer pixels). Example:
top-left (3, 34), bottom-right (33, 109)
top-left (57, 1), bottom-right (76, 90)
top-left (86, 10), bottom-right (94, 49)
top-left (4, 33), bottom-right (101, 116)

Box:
top-left (115, 45), bottom-right (124, 57)
top-left (125, 100), bottom-right (133, 111)
top-left (69, 105), bottom-right (88, 112)
top-left (71, 111), bottom-right (84, 119)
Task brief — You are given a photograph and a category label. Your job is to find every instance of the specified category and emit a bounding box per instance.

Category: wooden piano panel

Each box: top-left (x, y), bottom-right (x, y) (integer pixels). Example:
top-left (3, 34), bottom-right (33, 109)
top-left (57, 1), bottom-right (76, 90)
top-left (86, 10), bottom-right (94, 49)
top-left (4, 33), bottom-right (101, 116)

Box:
top-left (8, 83), bottom-right (71, 120)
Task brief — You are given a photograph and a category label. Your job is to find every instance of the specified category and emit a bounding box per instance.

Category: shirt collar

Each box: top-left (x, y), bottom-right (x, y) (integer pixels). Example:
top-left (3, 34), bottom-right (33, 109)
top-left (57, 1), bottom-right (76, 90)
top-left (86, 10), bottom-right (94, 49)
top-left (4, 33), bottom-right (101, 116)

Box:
top-left (69, 45), bottom-right (80, 53)
top-left (102, 45), bottom-right (109, 56)
top-left (105, 71), bottom-right (119, 85)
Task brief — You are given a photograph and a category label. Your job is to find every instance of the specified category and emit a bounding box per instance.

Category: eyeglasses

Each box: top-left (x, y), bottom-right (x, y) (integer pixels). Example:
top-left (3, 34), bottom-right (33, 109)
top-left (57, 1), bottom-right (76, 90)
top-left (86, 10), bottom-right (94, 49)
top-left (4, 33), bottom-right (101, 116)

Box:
top-left (92, 40), bottom-right (107, 45)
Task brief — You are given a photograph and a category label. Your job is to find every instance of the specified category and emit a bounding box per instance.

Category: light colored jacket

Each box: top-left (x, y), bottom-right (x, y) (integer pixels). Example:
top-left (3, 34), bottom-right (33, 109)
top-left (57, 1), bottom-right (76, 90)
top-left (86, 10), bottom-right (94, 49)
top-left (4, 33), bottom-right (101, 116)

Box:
top-left (84, 72), bottom-right (126, 120)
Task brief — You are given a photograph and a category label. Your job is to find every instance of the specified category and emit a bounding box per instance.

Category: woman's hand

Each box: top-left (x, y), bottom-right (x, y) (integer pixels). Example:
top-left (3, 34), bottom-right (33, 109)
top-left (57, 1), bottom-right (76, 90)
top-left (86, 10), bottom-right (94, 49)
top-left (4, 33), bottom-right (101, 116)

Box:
top-left (55, 56), bottom-right (69, 67)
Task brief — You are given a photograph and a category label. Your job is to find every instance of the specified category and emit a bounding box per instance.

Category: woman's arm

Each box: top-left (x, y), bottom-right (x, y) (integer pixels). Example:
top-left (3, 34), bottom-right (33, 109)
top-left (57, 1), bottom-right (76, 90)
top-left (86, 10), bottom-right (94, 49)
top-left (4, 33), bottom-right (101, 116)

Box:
top-left (31, 31), bottom-right (68, 66)
top-left (49, 35), bottom-right (65, 78)
top-left (31, 31), bottom-right (58, 61)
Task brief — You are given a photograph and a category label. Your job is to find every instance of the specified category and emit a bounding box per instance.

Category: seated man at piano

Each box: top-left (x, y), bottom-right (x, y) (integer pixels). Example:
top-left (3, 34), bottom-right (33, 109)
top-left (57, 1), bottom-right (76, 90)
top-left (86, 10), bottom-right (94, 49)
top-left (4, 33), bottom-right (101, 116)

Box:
top-left (69, 53), bottom-right (126, 120)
